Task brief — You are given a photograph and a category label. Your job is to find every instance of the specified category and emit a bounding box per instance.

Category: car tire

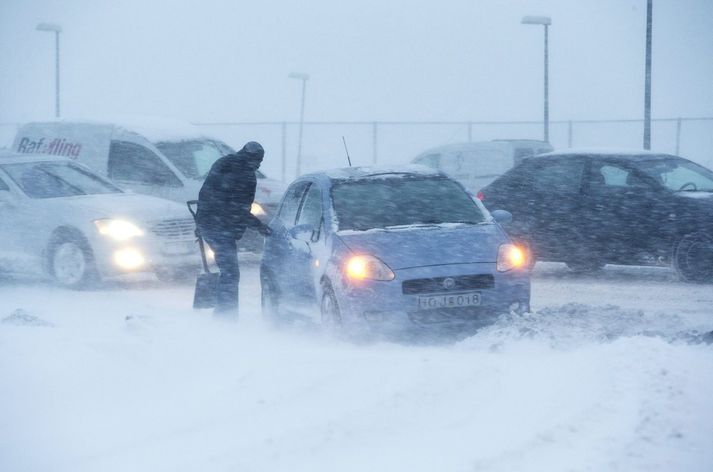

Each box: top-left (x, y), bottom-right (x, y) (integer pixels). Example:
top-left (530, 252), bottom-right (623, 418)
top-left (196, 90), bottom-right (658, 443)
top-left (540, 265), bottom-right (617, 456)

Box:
top-left (565, 259), bottom-right (605, 274)
top-left (320, 282), bottom-right (342, 334)
top-left (673, 232), bottom-right (713, 282)
top-left (261, 274), bottom-right (282, 326)
top-left (48, 232), bottom-right (98, 289)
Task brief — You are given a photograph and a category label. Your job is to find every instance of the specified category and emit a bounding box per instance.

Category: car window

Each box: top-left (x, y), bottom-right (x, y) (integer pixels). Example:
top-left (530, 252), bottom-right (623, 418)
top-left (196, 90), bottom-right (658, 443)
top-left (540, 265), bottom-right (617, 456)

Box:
top-left (277, 182), bottom-right (309, 227)
top-left (529, 159), bottom-right (586, 194)
top-left (591, 162), bottom-right (649, 189)
top-left (296, 183), bottom-right (322, 228)
top-left (109, 141), bottom-right (181, 186)
top-left (2, 162), bottom-right (122, 199)
top-left (155, 139), bottom-right (225, 180)
top-left (636, 159), bottom-right (713, 192)
top-left (332, 176), bottom-right (486, 231)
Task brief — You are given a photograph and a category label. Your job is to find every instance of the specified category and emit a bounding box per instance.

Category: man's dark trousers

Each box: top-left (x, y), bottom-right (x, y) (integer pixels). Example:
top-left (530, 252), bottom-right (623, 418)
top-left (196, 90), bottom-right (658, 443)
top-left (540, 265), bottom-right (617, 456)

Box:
top-left (202, 231), bottom-right (240, 313)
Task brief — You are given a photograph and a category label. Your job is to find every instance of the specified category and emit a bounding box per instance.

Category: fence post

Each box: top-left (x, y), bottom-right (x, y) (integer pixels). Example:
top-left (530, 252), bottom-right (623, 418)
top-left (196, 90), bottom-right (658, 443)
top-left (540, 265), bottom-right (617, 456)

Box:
top-left (675, 117), bottom-right (682, 155)
top-left (568, 120), bottom-right (573, 147)
top-left (281, 121), bottom-right (287, 182)
top-left (372, 121), bottom-right (378, 165)
top-left (467, 122), bottom-right (473, 142)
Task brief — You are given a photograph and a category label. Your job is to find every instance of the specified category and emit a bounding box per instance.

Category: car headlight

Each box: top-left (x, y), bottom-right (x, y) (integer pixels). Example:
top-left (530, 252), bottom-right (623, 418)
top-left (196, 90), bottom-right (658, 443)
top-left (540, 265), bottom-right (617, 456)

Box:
top-left (497, 244), bottom-right (527, 272)
top-left (94, 219), bottom-right (144, 241)
top-left (345, 255), bottom-right (395, 281)
top-left (251, 202), bottom-right (266, 216)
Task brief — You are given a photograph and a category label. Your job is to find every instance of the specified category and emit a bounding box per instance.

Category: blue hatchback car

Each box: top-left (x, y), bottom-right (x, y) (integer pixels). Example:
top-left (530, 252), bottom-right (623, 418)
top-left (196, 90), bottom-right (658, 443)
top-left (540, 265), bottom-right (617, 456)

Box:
top-left (260, 166), bottom-right (530, 331)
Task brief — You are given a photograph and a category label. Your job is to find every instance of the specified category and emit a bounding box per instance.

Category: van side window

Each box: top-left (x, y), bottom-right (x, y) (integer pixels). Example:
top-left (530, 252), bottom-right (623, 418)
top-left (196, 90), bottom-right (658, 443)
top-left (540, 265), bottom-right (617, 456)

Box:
top-left (108, 141), bottom-right (181, 187)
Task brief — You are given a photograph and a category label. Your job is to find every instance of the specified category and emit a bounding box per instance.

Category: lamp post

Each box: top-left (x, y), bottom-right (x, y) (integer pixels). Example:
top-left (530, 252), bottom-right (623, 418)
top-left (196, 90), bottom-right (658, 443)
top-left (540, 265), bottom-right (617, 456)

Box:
top-left (288, 72), bottom-right (309, 177)
top-left (643, 0), bottom-right (653, 150)
top-left (36, 23), bottom-right (62, 118)
top-left (521, 15), bottom-right (551, 143)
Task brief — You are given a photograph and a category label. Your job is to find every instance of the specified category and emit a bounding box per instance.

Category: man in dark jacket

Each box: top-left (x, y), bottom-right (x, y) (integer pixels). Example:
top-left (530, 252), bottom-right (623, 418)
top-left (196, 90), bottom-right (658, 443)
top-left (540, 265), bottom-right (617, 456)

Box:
top-left (196, 141), bottom-right (271, 314)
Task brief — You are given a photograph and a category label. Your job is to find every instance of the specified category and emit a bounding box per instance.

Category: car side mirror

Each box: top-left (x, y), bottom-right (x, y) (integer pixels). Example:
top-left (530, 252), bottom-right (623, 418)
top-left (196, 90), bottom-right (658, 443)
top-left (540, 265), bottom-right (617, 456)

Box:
top-left (289, 223), bottom-right (315, 242)
top-left (491, 209), bottom-right (512, 224)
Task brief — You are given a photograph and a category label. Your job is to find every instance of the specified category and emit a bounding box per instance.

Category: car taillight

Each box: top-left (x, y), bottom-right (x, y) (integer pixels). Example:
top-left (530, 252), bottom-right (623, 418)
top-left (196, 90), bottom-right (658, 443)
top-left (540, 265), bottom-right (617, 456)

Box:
top-left (476, 191), bottom-right (485, 201)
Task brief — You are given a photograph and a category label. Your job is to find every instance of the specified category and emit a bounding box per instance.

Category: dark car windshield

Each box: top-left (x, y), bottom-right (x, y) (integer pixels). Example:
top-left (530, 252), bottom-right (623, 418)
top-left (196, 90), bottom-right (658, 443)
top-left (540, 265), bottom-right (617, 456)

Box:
top-left (2, 161), bottom-right (122, 199)
top-left (331, 176), bottom-right (486, 231)
top-left (636, 158), bottom-right (713, 192)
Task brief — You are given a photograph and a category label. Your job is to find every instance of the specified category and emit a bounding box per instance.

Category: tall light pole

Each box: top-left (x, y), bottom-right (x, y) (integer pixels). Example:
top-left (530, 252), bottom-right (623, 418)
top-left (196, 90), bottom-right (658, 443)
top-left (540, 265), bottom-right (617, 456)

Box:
top-left (36, 23), bottom-right (62, 118)
top-left (288, 72), bottom-right (309, 177)
top-left (521, 15), bottom-right (551, 143)
top-left (643, 0), bottom-right (653, 150)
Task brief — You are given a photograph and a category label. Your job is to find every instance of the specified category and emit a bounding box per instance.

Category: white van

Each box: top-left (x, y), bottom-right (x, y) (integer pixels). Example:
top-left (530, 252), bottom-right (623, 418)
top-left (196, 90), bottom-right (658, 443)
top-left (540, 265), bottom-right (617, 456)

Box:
top-left (411, 139), bottom-right (553, 193)
top-left (13, 118), bottom-right (287, 249)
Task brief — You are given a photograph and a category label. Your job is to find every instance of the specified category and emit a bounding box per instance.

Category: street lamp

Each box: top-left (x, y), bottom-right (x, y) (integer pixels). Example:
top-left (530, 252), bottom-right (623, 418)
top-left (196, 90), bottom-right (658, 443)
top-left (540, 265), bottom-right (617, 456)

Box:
top-left (288, 72), bottom-right (309, 177)
top-left (36, 22), bottom-right (62, 118)
top-left (521, 15), bottom-right (551, 143)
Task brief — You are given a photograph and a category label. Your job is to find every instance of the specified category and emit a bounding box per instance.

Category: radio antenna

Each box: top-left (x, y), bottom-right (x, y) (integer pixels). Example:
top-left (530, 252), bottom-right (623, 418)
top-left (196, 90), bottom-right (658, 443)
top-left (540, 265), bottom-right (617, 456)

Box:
top-left (342, 136), bottom-right (353, 167)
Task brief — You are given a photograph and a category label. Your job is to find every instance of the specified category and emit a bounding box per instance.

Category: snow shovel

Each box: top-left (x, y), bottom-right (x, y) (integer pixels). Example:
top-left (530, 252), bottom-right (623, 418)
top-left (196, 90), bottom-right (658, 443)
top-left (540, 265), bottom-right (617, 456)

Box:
top-left (187, 200), bottom-right (219, 309)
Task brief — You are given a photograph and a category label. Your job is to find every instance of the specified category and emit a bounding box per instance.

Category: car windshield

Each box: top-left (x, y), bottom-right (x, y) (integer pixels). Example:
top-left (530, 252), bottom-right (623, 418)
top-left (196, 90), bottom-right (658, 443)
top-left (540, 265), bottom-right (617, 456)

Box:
top-left (2, 161), bottom-right (122, 199)
top-left (331, 176), bottom-right (486, 231)
top-left (155, 139), bottom-right (232, 179)
top-left (636, 158), bottom-right (713, 192)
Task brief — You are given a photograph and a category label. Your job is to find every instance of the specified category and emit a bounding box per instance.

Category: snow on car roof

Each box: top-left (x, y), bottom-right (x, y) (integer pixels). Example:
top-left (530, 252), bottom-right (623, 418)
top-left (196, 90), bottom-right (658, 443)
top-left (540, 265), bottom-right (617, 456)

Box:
top-left (22, 116), bottom-right (212, 143)
top-left (0, 152), bottom-right (71, 164)
top-left (310, 164), bottom-right (443, 181)
top-left (539, 147), bottom-right (676, 159)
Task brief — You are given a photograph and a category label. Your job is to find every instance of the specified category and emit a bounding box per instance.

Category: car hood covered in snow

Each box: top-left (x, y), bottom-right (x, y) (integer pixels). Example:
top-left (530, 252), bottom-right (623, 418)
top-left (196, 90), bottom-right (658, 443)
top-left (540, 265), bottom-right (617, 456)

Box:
top-left (43, 193), bottom-right (191, 223)
top-left (337, 223), bottom-right (508, 269)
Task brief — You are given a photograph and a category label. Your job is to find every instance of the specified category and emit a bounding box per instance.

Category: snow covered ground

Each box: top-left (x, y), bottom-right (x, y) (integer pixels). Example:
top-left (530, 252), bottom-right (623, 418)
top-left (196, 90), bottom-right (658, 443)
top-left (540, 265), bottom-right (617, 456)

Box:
top-left (1, 262), bottom-right (712, 472)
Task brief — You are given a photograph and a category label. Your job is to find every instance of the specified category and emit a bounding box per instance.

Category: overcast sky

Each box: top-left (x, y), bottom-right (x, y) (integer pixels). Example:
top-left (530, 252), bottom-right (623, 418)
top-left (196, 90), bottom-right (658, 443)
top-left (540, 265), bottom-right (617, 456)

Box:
top-left (1, 0), bottom-right (712, 124)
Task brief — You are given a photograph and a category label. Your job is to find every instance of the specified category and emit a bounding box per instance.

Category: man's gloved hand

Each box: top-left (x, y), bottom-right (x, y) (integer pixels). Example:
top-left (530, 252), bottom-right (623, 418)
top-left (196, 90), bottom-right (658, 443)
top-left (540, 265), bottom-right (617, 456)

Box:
top-left (258, 223), bottom-right (272, 237)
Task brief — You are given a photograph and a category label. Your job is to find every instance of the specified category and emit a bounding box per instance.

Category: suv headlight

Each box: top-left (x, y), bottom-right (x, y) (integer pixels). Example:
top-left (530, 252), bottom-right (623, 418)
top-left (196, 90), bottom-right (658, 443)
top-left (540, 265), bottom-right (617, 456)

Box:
top-left (497, 244), bottom-right (526, 272)
top-left (345, 255), bottom-right (395, 281)
top-left (94, 219), bottom-right (144, 241)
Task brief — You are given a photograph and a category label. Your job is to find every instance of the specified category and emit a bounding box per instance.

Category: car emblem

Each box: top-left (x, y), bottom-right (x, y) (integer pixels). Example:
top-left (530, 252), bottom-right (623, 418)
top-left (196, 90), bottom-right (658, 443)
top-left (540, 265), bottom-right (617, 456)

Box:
top-left (443, 277), bottom-right (456, 290)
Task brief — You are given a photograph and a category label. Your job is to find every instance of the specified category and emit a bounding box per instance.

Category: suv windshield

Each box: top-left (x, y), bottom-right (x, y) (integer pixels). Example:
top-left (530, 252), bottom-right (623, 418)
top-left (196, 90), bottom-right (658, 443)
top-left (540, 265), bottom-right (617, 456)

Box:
top-left (156, 139), bottom-right (232, 179)
top-left (332, 176), bottom-right (486, 231)
top-left (3, 161), bottom-right (122, 199)
top-left (636, 158), bottom-right (713, 192)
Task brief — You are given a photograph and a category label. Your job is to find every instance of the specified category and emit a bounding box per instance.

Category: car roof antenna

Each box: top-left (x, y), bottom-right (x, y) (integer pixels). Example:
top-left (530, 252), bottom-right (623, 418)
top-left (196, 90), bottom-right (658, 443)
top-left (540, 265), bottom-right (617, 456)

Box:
top-left (342, 136), bottom-right (353, 167)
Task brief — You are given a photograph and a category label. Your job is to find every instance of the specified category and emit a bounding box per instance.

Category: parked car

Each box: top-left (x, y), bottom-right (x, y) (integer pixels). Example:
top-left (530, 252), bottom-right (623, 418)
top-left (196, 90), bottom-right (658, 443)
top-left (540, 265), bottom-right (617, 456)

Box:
top-left (411, 139), bottom-right (553, 193)
top-left (0, 153), bottom-right (203, 287)
top-left (12, 118), bottom-right (287, 250)
top-left (478, 149), bottom-right (713, 281)
top-left (260, 165), bottom-right (530, 332)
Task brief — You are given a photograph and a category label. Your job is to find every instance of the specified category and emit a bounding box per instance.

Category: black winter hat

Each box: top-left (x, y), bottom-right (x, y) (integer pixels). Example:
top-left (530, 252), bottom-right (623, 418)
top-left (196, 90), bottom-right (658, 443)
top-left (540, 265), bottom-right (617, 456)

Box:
top-left (242, 141), bottom-right (264, 159)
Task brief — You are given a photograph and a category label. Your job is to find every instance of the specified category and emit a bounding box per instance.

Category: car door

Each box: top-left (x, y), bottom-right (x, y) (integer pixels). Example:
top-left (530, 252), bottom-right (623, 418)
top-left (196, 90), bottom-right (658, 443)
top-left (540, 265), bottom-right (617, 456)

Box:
top-left (581, 158), bottom-right (667, 263)
top-left (266, 181), bottom-right (310, 302)
top-left (0, 173), bottom-right (43, 274)
top-left (289, 182), bottom-right (325, 310)
top-left (524, 157), bottom-right (587, 260)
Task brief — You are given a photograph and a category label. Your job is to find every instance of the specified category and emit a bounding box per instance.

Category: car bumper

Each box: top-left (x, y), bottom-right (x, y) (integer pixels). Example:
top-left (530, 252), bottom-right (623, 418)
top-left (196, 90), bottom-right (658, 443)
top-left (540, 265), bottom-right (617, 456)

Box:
top-left (92, 236), bottom-right (202, 278)
top-left (333, 262), bottom-right (530, 330)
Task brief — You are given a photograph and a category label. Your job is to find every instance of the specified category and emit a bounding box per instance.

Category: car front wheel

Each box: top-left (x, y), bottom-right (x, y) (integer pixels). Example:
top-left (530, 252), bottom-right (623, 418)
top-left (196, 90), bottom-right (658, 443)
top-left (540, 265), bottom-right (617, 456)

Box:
top-left (674, 232), bottom-right (713, 282)
top-left (49, 234), bottom-right (97, 289)
top-left (261, 275), bottom-right (282, 326)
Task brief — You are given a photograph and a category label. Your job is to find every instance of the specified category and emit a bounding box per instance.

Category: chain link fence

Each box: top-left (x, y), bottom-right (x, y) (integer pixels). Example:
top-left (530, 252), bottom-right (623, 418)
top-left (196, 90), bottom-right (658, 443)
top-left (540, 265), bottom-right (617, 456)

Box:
top-left (2, 117), bottom-right (711, 181)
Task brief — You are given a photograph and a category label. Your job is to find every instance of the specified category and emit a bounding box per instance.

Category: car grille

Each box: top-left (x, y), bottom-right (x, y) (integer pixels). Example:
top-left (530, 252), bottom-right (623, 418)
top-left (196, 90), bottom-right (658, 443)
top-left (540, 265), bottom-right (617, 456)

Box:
top-left (150, 218), bottom-right (195, 239)
top-left (402, 274), bottom-right (495, 295)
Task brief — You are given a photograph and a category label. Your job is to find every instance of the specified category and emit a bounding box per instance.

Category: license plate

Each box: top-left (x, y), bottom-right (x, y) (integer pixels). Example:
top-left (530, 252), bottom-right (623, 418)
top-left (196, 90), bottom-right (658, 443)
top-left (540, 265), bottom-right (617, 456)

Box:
top-left (418, 291), bottom-right (481, 310)
top-left (162, 241), bottom-right (195, 255)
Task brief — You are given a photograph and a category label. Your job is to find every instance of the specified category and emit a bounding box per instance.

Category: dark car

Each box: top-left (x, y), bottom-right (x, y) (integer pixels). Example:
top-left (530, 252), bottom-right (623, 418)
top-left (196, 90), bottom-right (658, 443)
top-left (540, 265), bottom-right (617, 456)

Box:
top-left (478, 149), bottom-right (713, 281)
